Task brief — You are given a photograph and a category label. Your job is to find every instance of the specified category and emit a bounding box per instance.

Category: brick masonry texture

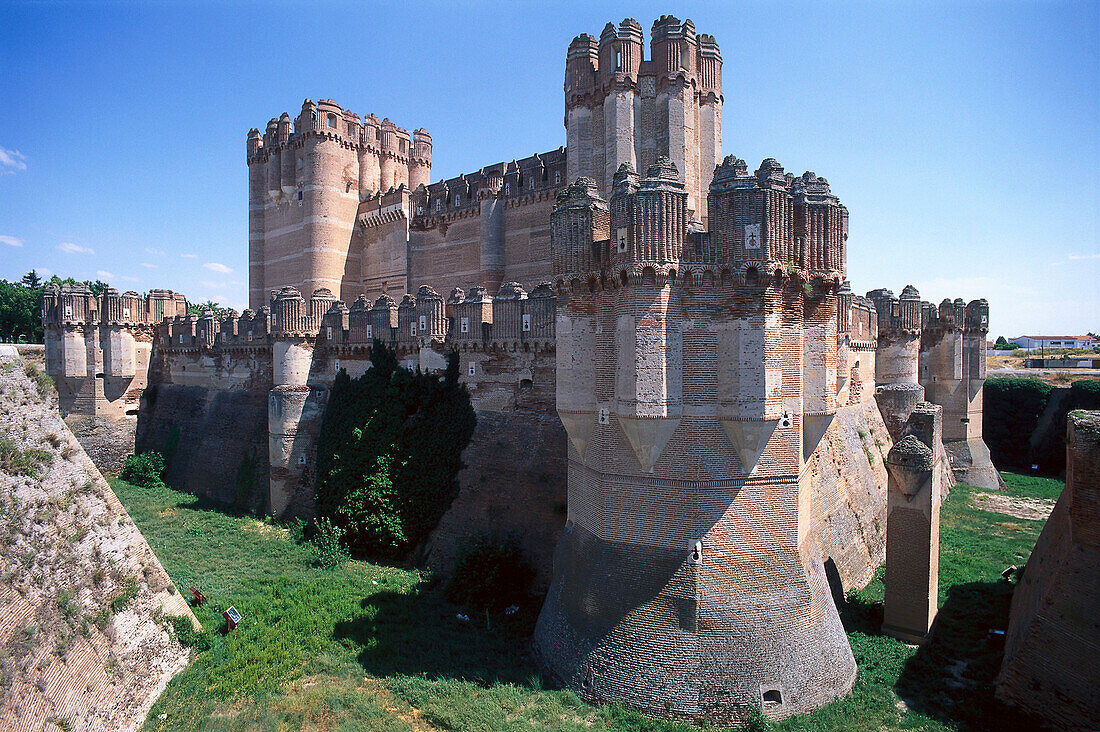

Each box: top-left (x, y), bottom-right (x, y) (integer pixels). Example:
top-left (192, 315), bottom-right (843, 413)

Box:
top-left (995, 410), bottom-right (1100, 731)
top-left (0, 348), bottom-right (197, 732)
top-left (39, 12), bottom-right (1003, 725)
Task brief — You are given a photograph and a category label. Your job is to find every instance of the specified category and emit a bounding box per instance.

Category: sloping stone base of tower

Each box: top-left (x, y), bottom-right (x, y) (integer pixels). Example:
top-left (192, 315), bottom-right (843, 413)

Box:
top-left (533, 524), bottom-right (856, 723)
top-left (943, 437), bottom-right (1003, 491)
top-left (806, 399), bottom-right (891, 592)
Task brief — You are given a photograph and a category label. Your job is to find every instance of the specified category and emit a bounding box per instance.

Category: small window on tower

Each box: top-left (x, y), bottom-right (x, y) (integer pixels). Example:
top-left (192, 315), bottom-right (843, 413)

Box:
top-left (529, 177), bottom-right (535, 190)
top-left (460, 317), bottom-right (469, 333)
top-left (399, 139), bottom-right (406, 153)
top-left (298, 191), bottom-right (303, 201)
top-left (615, 48), bottom-right (623, 72)
top-left (555, 171), bottom-right (561, 185)
top-left (468, 363), bottom-right (475, 377)
top-left (436, 199), bottom-right (442, 212)
top-left (505, 184), bottom-right (511, 196)
top-left (419, 315), bottom-right (427, 332)
top-left (347, 122), bottom-right (355, 136)
top-left (455, 194), bottom-right (462, 206)
top-left (326, 113), bottom-right (337, 129)
top-left (366, 324), bottom-right (373, 339)
top-left (522, 314), bottom-right (531, 332)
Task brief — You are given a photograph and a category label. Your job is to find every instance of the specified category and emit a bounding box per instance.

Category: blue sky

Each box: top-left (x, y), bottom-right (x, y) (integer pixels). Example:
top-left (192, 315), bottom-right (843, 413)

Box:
top-left (1, 0), bottom-right (1096, 338)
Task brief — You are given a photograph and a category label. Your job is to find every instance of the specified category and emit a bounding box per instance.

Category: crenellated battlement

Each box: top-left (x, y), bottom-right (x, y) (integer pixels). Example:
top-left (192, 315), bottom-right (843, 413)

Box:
top-left (41, 283), bottom-right (188, 327)
top-left (410, 148), bottom-right (567, 223)
top-left (550, 156), bottom-right (850, 299)
top-left (151, 279), bottom-right (557, 356)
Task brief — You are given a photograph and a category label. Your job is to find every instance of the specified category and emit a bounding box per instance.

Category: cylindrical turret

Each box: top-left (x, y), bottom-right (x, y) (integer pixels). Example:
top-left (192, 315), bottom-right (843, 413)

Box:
top-left (650, 14), bottom-right (697, 77)
top-left (629, 157), bottom-right (687, 265)
top-left (409, 129), bottom-right (432, 190)
top-left (247, 129), bottom-right (267, 310)
top-left (550, 178), bottom-right (609, 277)
top-left (321, 301), bottom-right (348, 343)
top-left (309, 288), bottom-right (336, 332)
top-left (397, 294), bottom-right (417, 344)
top-left (415, 285), bottom-right (446, 342)
top-left (368, 293), bottom-right (397, 343)
top-left (272, 286), bottom-right (305, 336)
top-left (379, 119), bottom-right (399, 192)
top-left (446, 287), bottom-right (465, 337)
top-left (527, 283), bottom-right (556, 340)
top-left (358, 114), bottom-right (382, 199)
top-left (492, 282), bottom-right (528, 341)
top-left (871, 285), bottom-right (925, 439)
top-left (265, 119), bottom-right (282, 198)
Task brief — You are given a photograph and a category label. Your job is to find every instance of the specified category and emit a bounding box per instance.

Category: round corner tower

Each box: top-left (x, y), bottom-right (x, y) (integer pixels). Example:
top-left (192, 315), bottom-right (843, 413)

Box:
top-left (535, 156), bottom-right (856, 725)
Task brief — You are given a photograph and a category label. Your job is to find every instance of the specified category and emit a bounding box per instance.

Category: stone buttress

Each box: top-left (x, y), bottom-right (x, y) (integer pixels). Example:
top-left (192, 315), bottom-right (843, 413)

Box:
top-left (882, 402), bottom-right (943, 643)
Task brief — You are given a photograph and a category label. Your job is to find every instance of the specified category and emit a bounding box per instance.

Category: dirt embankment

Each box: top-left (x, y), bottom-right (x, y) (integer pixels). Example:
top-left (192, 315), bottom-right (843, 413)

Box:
top-left (0, 347), bottom-right (197, 732)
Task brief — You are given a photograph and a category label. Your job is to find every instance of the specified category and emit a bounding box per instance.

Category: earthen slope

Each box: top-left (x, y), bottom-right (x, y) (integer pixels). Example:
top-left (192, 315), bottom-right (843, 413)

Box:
top-left (0, 347), bottom-right (197, 732)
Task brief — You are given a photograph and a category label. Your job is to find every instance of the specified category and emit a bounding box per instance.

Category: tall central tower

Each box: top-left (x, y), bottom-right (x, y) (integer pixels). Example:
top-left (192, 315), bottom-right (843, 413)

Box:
top-left (565, 16), bottom-right (722, 228)
top-left (534, 156), bottom-right (855, 723)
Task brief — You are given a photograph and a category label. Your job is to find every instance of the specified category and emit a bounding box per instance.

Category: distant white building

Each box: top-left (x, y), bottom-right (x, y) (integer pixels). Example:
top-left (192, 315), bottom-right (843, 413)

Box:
top-left (1011, 335), bottom-right (1099, 350)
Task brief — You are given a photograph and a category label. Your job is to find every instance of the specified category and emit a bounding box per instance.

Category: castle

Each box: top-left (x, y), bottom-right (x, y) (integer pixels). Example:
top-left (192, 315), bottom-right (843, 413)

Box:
top-left (43, 14), bottom-right (1000, 723)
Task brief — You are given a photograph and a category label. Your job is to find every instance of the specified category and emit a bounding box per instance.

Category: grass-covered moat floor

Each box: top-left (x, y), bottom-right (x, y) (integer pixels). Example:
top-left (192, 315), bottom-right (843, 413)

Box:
top-left (114, 471), bottom-right (1060, 731)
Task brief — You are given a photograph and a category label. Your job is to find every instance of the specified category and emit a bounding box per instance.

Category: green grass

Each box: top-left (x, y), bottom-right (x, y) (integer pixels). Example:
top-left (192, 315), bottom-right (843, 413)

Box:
top-left (113, 470), bottom-right (1061, 731)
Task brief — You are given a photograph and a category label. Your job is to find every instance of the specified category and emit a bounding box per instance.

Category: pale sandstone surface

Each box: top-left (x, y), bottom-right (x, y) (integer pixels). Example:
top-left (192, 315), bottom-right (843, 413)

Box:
top-left (0, 351), bottom-right (196, 732)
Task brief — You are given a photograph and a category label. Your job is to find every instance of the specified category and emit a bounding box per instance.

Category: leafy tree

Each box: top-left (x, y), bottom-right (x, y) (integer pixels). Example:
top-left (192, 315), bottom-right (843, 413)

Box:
top-left (314, 340), bottom-right (476, 558)
top-left (186, 300), bottom-right (228, 317)
top-left (0, 279), bottom-right (43, 343)
top-left (20, 270), bottom-right (42, 288)
top-left (993, 336), bottom-right (1013, 350)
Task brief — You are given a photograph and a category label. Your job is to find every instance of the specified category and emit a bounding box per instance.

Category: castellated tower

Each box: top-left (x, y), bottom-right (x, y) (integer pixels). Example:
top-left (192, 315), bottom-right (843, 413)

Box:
top-left (247, 100), bottom-right (429, 310)
top-left (917, 298), bottom-right (1000, 489)
top-left (565, 16), bottom-right (722, 228)
top-left (534, 155), bottom-right (855, 723)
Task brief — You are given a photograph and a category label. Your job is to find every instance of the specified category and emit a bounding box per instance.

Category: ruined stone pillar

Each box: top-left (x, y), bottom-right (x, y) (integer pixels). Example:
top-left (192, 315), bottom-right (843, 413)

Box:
top-left (883, 402), bottom-right (942, 643)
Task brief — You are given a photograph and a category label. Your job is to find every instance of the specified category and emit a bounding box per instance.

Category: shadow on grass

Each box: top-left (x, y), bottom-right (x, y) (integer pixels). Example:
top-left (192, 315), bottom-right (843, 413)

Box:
top-left (896, 581), bottom-right (1052, 732)
top-left (837, 591), bottom-right (885, 637)
top-left (333, 588), bottom-right (547, 689)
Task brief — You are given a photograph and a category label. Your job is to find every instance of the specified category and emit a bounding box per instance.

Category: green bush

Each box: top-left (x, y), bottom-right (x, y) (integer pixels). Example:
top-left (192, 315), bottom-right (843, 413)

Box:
top-left (120, 451), bottom-right (166, 490)
top-left (983, 378), bottom-right (1052, 470)
top-left (444, 533), bottom-right (535, 612)
top-left (314, 340), bottom-right (476, 559)
top-left (169, 614), bottom-right (212, 652)
top-left (313, 516), bottom-right (348, 568)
